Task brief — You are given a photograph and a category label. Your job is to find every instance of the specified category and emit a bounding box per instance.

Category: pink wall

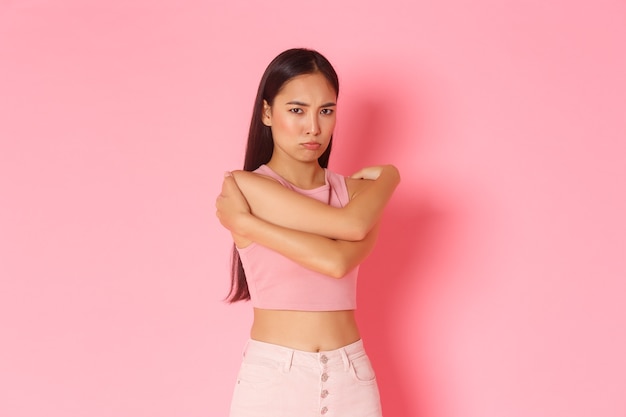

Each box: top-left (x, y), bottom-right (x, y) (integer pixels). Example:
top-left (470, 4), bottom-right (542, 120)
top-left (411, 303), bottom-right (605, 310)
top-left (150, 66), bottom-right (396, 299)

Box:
top-left (1, 1), bottom-right (625, 416)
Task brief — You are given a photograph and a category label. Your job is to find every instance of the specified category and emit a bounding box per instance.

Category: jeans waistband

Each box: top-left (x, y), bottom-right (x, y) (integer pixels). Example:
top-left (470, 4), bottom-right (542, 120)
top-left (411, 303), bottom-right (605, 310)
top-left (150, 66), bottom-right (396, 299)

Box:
top-left (242, 339), bottom-right (365, 372)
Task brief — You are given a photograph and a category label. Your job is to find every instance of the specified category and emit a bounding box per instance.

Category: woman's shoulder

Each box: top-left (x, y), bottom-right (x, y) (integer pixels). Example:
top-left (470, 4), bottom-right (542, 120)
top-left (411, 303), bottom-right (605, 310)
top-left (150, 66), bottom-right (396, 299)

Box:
top-left (231, 166), bottom-right (283, 185)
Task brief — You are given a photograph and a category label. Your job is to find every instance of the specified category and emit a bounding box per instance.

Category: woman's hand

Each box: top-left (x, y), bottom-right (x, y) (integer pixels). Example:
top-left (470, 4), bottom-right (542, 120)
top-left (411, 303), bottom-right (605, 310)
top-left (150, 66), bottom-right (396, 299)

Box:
top-left (215, 173), bottom-right (251, 234)
top-left (349, 165), bottom-right (386, 180)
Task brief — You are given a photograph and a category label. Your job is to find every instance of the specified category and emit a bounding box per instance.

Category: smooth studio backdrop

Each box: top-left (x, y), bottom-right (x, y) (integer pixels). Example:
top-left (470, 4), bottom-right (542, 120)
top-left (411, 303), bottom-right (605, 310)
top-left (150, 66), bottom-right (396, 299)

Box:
top-left (1, 1), bottom-right (625, 416)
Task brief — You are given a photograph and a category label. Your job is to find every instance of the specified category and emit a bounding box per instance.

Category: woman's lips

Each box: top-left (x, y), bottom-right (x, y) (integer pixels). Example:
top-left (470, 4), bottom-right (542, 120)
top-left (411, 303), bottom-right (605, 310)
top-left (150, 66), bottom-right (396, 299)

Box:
top-left (302, 142), bottom-right (321, 150)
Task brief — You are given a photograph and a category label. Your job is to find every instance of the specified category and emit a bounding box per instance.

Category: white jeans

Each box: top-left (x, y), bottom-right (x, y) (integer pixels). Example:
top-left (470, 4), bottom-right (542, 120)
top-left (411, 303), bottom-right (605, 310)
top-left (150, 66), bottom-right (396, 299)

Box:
top-left (229, 339), bottom-right (383, 417)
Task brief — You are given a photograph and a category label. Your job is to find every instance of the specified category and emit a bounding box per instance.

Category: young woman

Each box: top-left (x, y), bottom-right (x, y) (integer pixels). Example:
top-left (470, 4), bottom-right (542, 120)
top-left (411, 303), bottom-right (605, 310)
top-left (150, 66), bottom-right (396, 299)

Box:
top-left (215, 48), bottom-right (400, 417)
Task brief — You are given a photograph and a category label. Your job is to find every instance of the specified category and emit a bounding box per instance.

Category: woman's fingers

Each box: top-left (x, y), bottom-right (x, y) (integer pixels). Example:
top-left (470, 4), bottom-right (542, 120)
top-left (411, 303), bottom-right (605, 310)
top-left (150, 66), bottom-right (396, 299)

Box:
top-left (350, 165), bottom-right (384, 180)
top-left (215, 175), bottom-right (251, 231)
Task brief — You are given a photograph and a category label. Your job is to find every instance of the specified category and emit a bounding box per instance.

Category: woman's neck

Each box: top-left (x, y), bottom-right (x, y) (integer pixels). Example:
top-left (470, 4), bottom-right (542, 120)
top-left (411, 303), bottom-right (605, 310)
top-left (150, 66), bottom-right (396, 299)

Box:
top-left (266, 159), bottom-right (326, 190)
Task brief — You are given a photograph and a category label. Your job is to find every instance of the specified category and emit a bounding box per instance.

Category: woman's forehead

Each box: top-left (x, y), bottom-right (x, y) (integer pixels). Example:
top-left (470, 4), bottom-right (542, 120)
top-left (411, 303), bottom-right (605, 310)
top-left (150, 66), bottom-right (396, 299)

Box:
top-left (277, 73), bottom-right (337, 101)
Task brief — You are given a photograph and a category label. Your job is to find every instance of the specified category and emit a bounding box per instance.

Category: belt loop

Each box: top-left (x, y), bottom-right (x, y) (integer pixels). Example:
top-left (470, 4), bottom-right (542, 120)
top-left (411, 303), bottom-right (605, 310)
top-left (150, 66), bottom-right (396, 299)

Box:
top-left (242, 339), bottom-right (250, 358)
top-left (340, 347), bottom-right (350, 371)
top-left (284, 349), bottom-right (294, 372)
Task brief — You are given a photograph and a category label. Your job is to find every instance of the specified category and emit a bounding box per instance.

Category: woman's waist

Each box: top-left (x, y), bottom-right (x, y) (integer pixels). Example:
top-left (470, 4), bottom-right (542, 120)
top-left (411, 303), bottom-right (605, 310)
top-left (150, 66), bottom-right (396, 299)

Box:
top-left (250, 308), bottom-right (360, 352)
top-left (242, 338), bottom-right (366, 370)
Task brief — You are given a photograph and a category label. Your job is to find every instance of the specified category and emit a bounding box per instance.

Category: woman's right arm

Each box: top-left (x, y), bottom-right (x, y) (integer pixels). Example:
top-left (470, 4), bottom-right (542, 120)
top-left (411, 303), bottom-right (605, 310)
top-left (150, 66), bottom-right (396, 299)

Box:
top-left (216, 174), bottom-right (381, 278)
top-left (229, 165), bottom-right (400, 241)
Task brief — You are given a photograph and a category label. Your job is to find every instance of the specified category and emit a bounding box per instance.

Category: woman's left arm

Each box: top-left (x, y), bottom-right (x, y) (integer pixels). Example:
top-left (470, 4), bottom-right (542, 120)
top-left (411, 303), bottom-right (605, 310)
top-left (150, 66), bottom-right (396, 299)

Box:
top-left (229, 164), bottom-right (399, 241)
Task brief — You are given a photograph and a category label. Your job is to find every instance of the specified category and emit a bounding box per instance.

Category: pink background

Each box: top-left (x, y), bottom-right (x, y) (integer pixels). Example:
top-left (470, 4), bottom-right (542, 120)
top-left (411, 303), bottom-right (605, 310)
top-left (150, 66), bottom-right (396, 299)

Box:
top-left (1, 1), bottom-right (625, 416)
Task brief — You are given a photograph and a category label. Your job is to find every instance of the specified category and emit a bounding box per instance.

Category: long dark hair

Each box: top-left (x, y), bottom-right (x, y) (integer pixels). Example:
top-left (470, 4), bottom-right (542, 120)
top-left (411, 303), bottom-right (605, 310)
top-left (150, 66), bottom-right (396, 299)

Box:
top-left (227, 48), bottom-right (340, 302)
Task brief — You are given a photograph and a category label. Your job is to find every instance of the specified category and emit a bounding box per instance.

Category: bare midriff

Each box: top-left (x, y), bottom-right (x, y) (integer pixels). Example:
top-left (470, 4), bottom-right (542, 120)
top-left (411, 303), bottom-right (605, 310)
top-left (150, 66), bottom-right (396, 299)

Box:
top-left (251, 308), bottom-right (361, 352)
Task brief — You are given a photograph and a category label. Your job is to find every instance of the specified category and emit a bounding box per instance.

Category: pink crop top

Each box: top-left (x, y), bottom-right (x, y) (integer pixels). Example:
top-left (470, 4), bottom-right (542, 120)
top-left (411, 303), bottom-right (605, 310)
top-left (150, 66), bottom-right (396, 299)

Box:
top-left (237, 164), bottom-right (359, 311)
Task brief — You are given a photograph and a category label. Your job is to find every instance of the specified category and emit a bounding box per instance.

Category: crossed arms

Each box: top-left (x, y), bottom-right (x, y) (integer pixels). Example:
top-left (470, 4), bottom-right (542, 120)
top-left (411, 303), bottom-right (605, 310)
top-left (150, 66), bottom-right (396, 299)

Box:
top-left (215, 165), bottom-right (400, 278)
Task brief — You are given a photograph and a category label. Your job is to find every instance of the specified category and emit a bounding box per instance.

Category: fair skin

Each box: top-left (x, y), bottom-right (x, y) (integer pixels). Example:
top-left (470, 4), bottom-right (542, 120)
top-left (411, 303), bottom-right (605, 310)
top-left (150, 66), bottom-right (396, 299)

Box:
top-left (216, 73), bottom-right (400, 351)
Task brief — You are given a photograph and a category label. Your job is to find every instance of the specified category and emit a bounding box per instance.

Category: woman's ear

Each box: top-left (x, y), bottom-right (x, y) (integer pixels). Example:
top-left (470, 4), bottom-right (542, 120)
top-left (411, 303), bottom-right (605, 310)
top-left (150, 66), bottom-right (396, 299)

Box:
top-left (262, 100), bottom-right (272, 127)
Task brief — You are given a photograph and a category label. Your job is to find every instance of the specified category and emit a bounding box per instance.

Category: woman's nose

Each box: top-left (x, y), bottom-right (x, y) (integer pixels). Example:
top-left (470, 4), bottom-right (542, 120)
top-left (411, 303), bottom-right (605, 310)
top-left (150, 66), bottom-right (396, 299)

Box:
top-left (307, 114), bottom-right (321, 136)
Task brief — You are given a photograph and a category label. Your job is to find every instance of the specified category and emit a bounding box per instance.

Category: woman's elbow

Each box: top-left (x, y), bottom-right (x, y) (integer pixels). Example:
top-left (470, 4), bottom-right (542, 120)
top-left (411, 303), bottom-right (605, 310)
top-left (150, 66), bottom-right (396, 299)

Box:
top-left (385, 164), bottom-right (401, 183)
top-left (326, 267), bottom-right (350, 279)
top-left (325, 257), bottom-right (357, 279)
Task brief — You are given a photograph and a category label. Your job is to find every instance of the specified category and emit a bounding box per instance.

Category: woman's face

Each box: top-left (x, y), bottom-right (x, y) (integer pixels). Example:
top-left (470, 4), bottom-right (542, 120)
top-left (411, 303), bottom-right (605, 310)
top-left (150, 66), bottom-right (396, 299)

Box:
top-left (263, 72), bottom-right (337, 165)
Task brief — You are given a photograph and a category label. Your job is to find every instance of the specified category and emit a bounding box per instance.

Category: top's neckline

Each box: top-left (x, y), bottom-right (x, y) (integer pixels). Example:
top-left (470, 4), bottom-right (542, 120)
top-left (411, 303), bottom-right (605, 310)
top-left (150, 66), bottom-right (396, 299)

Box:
top-left (261, 164), bottom-right (329, 192)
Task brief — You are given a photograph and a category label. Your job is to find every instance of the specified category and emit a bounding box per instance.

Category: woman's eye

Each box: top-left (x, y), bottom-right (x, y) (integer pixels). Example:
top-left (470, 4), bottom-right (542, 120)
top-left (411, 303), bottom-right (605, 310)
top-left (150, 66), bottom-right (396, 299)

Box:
top-left (289, 108), bottom-right (303, 114)
top-left (321, 109), bottom-right (334, 115)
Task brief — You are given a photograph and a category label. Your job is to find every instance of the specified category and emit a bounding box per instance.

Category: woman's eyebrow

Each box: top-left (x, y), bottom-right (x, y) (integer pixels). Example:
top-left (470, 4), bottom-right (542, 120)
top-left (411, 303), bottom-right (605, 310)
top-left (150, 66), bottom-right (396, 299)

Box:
top-left (285, 100), bottom-right (337, 107)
